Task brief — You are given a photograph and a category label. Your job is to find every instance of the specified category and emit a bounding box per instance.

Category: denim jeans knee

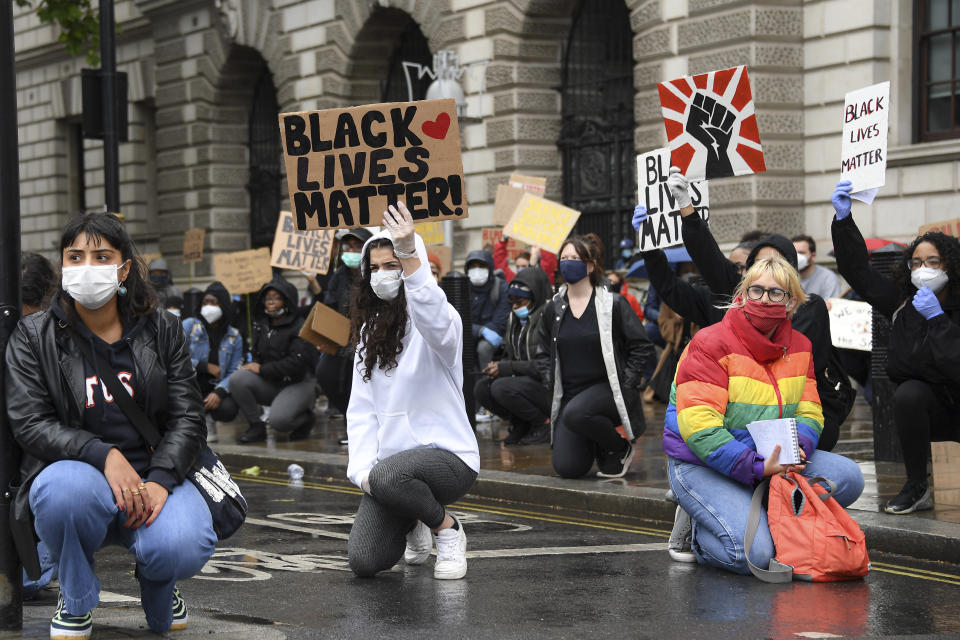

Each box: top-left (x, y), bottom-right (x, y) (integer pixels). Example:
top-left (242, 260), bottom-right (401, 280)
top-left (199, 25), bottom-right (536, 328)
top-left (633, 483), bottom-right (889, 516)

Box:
top-left (803, 450), bottom-right (864, 508)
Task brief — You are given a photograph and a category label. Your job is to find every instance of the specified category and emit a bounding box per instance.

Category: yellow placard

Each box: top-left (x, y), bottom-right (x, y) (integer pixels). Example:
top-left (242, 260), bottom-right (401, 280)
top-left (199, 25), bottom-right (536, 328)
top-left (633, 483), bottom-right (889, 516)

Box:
top-left (213, 248), bottom-right (273, 295)
top-left (503, 194), bottom-right (581, 254)
top-left (416, 220), bottom-right (446, 246)
top-left (270, 211), bottom-right (335, 275)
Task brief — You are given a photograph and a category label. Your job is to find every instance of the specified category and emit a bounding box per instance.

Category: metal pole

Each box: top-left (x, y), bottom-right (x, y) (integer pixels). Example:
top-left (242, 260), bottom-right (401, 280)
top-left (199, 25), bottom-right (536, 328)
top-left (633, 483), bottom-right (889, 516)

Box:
top-left (0, 0), bottom-right (24, 630)
top-left (100, 0), bottom-right (119, 213)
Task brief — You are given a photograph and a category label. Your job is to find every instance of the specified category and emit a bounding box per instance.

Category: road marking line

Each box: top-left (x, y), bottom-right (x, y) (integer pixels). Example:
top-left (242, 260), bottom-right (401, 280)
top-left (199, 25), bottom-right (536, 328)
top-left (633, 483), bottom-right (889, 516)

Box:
top-left (871, 561), bottom-right (960, 581)
top-left (871, 565), bottom-right (960, 586)
top-left (99, 591), bottom-right (139, 604)
top-left (467, 543), bottom-right (666, 558)
top-left (245, 517), bottom-right (350, 540)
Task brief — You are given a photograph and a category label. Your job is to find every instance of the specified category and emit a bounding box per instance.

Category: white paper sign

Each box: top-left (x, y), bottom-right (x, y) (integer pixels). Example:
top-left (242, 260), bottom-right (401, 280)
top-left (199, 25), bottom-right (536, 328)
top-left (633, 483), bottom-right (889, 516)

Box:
top-left (635, 148), bottom-right (710, 251)
top-left (841, 81), bottom-right (889, 204)
top-left (828, 298), bottom-right (873, 352)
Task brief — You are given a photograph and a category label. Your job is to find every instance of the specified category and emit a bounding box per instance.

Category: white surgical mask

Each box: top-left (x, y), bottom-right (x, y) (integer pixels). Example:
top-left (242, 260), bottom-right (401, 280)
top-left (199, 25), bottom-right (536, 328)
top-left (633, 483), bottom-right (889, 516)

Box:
top-left (468, 267), bottom-right (489, 287)
top-left (62, 264), bottom-right (121, 310)
top-left (370, 269), bottom-right (403, 301)
top-left (796, 254), bottom-right (810, 271)
top-left (911, 266), bottom-right (949, 294)
top-left (167, 308), bottom-right (181, 318)
top-left (200, 304), bottom-right (223, 324)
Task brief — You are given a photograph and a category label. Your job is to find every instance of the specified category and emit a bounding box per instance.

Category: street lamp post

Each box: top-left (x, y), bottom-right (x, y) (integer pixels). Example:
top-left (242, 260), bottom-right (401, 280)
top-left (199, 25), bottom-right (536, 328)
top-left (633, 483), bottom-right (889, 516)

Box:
top-left (100, 0), bottom-right (119, 213)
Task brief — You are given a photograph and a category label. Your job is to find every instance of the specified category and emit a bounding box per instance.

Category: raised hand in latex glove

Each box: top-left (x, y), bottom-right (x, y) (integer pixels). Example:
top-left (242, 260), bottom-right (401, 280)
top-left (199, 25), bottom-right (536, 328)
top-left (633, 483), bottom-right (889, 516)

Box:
top-left (382, 201), bottom-right (416, 255)
top-left (831, 180), bottom-right (853, 220)
top-left (666, 167), bottom-right (692, 209)
top-left (480, 326), bottom-right (503, 348)
top-left (632, 205), bottom-right (648, 232)
top-left (912, 286), bottom-right (944, 320)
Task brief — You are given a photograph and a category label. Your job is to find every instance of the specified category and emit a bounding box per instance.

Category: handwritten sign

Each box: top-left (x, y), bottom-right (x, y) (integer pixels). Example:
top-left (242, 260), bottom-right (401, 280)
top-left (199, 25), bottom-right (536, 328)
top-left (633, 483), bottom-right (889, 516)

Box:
top-left (182, 229), bottom-right (205, 264)
top-left (270, 210), bottom-right (335, 275)
top-left (279, 98), bottom-right (467, 231)
top-left (658, 65), bottom-right (765, 182)
top-left (416, 220), bottom-right (446, 246)
top-left (635, 148), bottom-right (709, 251)
top-left (503, 194), bottom-right (580, 255)
top-left (920, 217), bottom-right (960, 237)
top-left (841, 81), bottom-right (889, 204)
top-left (482, 228), bottom-right (527, 260)
top-left (828, 298), bottom-right (873, 352)
top-left (493, 175), bottom-right (548, 226)
top-left (213, 248), bottom-right (273, 295)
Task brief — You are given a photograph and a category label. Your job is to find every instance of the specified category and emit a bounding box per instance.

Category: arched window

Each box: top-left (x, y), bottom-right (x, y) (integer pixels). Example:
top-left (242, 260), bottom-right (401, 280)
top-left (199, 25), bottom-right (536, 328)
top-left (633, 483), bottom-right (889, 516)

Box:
top-left (558, 0), bottom-right (636, 266)
top-left (382, 13), bottom-right (433, 102)
top-left (248, 68), bottom-right (282, 248)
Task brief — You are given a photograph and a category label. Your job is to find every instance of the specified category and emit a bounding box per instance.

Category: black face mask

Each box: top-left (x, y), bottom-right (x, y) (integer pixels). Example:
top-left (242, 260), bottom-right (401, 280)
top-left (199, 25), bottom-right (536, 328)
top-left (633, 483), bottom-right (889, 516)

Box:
top-left (608, 283), bottom-right (620, 293)
top-left (150, 273), bottom-right (169, 287)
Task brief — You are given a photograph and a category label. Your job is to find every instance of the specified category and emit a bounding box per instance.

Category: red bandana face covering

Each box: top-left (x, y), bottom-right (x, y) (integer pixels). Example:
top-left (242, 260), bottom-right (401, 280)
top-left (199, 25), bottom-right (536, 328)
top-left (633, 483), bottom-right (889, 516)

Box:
top-left (743, 299), bottom-right (788, 334)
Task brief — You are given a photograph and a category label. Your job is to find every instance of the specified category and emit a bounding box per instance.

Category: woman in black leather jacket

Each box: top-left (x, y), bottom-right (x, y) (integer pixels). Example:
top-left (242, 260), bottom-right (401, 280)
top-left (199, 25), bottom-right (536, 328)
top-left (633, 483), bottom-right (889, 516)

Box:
top-left (4, 213), bottom-right (214, 636)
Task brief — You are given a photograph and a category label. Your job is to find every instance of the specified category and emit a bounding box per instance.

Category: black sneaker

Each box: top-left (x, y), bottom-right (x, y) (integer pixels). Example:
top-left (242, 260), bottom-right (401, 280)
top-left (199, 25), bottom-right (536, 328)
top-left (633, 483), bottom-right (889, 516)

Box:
top-left (50, 592), bottom-right (92, 639)
top-left (502, 422), bottom-right (531, 445)
top-left (596, 441), bottom-right (635, 478)
top-left (518, 422), bottom-right (550, 445)
top-left (237, 421), bottom-right (267, 444)
top-left (170, 586), bottom-right (188, 630)
top-left (884, 480), bottom-right (933, 514)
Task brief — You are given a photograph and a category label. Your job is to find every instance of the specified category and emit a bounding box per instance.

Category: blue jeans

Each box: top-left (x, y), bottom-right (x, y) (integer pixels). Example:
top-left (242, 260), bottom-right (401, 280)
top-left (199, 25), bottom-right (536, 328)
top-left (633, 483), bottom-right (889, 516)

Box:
top-left (30, 461), bottom-right (217, 632)
top-left (667, 451), bottom-right (864, 575)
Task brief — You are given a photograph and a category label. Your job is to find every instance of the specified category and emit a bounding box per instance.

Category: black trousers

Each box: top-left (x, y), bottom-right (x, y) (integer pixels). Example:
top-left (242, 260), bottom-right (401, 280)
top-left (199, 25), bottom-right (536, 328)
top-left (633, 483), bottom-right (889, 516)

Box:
top-left (316, 353), bottom-right (353, 414)
top-left (894, 379), bottom-right (960, 483)
top-left (474, 375), bottom-right (551, 428)
top-left (198, 372), bottom-right (239, 422)
top-left (552, 381), bottom-right (625, 479)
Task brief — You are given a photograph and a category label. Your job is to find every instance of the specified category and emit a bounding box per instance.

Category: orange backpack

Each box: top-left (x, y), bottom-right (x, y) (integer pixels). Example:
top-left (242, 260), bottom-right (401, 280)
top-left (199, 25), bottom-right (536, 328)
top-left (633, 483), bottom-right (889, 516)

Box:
top-left (745, 472), bottom-right (870, 583)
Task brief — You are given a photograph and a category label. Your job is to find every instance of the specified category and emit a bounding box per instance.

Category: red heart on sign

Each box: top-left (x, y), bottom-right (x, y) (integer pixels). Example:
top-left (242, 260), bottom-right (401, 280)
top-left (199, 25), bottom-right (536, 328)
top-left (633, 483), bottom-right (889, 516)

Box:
top-left (422, 112), bottom-right (451, 140)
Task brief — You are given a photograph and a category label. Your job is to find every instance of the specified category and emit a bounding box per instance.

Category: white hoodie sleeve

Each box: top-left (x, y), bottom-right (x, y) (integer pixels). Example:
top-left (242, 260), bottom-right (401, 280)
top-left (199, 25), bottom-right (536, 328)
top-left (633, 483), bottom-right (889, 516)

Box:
top-left (345, 343), bottom-right (378, 490)
top-left (402, 262), bottom-right (463, 369)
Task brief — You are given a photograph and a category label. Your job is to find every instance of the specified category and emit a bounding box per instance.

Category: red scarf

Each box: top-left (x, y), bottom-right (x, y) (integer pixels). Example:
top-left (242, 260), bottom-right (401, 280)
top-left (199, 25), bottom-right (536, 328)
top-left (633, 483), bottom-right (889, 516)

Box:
top-left (726, 303), bottom-right (793, 363)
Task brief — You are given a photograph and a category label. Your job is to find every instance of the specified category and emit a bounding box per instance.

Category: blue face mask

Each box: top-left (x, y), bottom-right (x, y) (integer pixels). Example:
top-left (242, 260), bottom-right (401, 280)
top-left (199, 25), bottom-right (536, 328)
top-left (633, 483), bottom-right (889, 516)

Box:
top-left (621, 249), bottom-right (633, 259)
top-left (513, 304), bottom-right (531, 320)
top-left (559, 259), bottom-right (588, 284)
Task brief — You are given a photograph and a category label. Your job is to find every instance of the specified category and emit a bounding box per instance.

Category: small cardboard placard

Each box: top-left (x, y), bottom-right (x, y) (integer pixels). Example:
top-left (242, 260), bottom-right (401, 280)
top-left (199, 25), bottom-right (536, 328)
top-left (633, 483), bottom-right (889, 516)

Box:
top-left (658, 65), bottom-right (766, 182)
top-left (482, 228), bottom-right (527, 260)
top-left (416, 220), bottom-right (446, 246)
top-left (841, 81), bottom-right (889, 204)
top-left (493, 174), bottom-right (548, 225)
top-left (299, 302), bottom-right (351, 355)
top-left (213, 248), bottom-right (273, 295)
top-left (636, 148), bottom-right (710, 251)
top-left (183, 229), bottom-right (205, 264)
top-left (828, 298), bottom-right (873, 352)
top-left (279, 98), bottom-right (467, 231)
top-left (427, 244), bottom-right (452, 276)
top-left (270, 210), bottom-right (335, 275)
top-left (919, 217), bottom-right (960, 237)
top-left (502, 194), bottom-right (580, 255)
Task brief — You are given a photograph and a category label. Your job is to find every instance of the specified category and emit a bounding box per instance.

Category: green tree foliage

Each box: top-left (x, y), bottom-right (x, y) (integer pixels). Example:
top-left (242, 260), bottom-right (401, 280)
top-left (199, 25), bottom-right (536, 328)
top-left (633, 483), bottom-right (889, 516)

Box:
top-left (15, 0), bottom-right (100, 65)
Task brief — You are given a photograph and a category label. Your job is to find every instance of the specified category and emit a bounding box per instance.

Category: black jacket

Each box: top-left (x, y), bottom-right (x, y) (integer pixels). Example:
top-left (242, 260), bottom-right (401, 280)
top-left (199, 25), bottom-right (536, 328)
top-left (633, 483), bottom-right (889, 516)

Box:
top-left (253, 278), bottom-right (318, 382)
top-left (640, 249), bottom-right (725, 328)
top-left (4, 305), bottom-right (204, 577)
top-left (497, 267), bottom-right (552, 379)
top-left (323, 264), bottom-right (358, 316)
top-left (833, 215), bottom-right (960, 392)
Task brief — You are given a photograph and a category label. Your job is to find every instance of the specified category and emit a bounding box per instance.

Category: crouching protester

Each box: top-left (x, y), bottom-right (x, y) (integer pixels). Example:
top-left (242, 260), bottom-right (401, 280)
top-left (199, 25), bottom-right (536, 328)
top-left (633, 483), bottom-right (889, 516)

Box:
top-left (4, 213), bottom-right (216, 637)
top-left (346, 202), bottom-right (479, 580)
top-left (474, 266), bottom-right (553, 445)
top-left (534, 235), bottom-right (656, 479)
top-left (664, 257), bottom-right (864, 573)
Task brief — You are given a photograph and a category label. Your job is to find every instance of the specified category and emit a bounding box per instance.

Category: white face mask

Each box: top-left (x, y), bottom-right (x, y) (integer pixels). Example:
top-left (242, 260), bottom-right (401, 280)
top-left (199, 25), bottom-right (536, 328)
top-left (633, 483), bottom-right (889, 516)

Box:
top-left (468, 267), bottom-right (489, 287)
top-left (370, 269), bottom-right (403, 301)
top-left (167, 308), bottom-right (181, 318)
top-left (200, 304), bottom-right (223, 324)
top-left (911, 266), bottom-right (949, 293)
top-left (62, 264), bottom-right (121, 310)
top-left (796, 253), bottom-right (810, 271)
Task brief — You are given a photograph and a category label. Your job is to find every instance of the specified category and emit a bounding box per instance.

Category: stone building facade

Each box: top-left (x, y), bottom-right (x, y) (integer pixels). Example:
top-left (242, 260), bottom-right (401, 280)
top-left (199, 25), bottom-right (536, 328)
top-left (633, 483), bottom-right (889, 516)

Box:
top-left (12, 0), bottom-right (960, 282)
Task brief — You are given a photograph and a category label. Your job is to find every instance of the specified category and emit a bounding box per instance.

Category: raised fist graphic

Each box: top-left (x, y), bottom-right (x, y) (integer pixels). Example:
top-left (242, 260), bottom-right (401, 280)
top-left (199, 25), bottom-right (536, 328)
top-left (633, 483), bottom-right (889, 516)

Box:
top-left (686, 93), bottom-right (736, 179)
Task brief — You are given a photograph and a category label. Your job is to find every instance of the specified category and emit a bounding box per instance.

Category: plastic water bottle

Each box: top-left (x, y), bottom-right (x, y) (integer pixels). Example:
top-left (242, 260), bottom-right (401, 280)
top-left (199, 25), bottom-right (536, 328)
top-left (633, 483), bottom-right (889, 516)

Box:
top-left (287, 463), bottom-right (304, 481)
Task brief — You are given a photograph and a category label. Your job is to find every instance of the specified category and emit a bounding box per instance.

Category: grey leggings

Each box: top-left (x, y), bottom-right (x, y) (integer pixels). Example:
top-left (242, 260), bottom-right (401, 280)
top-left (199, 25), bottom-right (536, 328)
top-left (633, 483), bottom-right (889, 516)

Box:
top-left (347, 448), bottom-right (477, 577)
top-left (227, 369), bottom-right (316, 433)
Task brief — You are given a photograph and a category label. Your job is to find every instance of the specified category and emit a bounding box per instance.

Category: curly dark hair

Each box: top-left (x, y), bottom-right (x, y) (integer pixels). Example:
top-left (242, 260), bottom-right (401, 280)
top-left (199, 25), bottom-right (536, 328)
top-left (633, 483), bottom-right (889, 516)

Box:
top-left (349, 238), bottom-right (409, 382)
top-left (21, 252), bottom-right (57, 310)
top-left (894, 231), bottom-right (960, 299)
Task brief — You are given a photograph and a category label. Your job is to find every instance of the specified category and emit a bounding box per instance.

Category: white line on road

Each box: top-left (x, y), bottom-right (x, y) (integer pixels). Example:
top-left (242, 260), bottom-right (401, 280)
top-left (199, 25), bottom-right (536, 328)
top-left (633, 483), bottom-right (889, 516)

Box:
top-left (245, 517), bottom-right (350, 540)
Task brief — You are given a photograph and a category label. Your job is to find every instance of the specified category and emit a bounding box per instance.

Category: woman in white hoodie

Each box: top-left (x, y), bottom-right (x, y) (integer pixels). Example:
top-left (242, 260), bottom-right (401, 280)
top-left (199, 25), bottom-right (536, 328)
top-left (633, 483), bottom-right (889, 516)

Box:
top-left (346, 202), bottom-right (480, 580)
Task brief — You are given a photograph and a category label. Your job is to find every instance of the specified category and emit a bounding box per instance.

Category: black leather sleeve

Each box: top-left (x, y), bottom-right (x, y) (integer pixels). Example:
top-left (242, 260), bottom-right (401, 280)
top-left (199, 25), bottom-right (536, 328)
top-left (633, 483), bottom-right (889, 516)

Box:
top-left (533, 299), bottom-right (556, 391)
top-left (616, 295), bottom-right (656, 390)
top-left (831, 215), bottom-right (902, 319)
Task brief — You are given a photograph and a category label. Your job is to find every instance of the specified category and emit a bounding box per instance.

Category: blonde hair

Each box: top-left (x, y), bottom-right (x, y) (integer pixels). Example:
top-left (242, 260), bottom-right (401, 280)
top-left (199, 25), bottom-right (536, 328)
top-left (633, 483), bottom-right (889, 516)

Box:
top-left (730, 256), bottom-right (808, 317)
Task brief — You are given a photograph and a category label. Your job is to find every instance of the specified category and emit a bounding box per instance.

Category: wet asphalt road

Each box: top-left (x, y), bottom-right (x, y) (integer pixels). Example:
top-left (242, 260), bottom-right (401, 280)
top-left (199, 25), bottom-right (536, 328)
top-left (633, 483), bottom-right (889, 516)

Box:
top-left (20, 475), bottom-right (960, 639)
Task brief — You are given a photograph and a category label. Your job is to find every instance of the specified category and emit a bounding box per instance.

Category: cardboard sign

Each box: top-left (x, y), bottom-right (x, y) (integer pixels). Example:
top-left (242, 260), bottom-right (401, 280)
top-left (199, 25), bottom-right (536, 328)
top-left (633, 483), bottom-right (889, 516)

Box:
top-left (503, 194), bottom-right (580, 255)
top-left (658, 65), bottom-right (766, 181)
top-left (182, 229), bottom-right (205, 264)
top-left (270, 210), bottom-right (335, 275)
top-left (213, 248), bottom-right (273, 295)
top-left (635, 148), bottom-right (710, 251)
top-left (427, 244), bottom-right (452, 276)
top-left (828, 298), bottom-right (873, 352)
top-left (279, 98), bottom-right (467, 231)
top-left (919, 217), bottom-right (960, 237)
top-left (481, 228), bottom-right (527, 260)
top-left (841, 81), bottom-right (889, 204)
top-left (416, 220), bottom-right (446, 246)
top-left (493, 174), bottom-right (548, 225)
top-left (299, 302), bottom-right (351, 355)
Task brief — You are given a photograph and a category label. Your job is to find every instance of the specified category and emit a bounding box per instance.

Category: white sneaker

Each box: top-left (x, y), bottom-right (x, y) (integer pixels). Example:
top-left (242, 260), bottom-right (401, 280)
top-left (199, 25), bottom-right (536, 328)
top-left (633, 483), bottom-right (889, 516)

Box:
top-left (205, 414), bottom-right (218, 443)
top-left (404, 521), bottom-right (433, 565)
top-left (432, 516), bottom-right (467, 580)
top-left (667, 505), bottom-right (696, 563)
top-left (475, 409), bottom-right (493, 423)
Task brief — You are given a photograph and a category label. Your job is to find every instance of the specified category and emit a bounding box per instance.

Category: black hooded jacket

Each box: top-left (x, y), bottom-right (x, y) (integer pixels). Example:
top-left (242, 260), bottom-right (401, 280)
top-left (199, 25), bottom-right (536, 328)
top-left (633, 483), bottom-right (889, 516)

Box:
top-left (466, 250), bottom-right (511, 338)
top-left (252, 278), bottom-right (317, 382)
top-left (497, 266), bottom-right (552, 379)
top-left (640, 248), bottom-right (726, 328)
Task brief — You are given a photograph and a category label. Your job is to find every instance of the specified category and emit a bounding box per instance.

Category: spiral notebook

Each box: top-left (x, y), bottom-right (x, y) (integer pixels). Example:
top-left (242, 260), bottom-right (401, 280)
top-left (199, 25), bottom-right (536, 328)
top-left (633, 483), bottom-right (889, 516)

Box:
top-left (746, 418), bottom-right (802, 465)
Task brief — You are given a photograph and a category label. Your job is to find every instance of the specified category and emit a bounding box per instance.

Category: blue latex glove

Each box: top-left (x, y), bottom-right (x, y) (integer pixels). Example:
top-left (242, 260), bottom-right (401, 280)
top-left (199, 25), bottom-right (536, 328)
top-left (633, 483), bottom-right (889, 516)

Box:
top-left (480, 326), bottom-right (503, 348)
top-left (632, 205), bottom-right (648, 231)
top-left (831, 180), bottom-right (853, 220)
top-left (912, 286), bottom-right (944, 320)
